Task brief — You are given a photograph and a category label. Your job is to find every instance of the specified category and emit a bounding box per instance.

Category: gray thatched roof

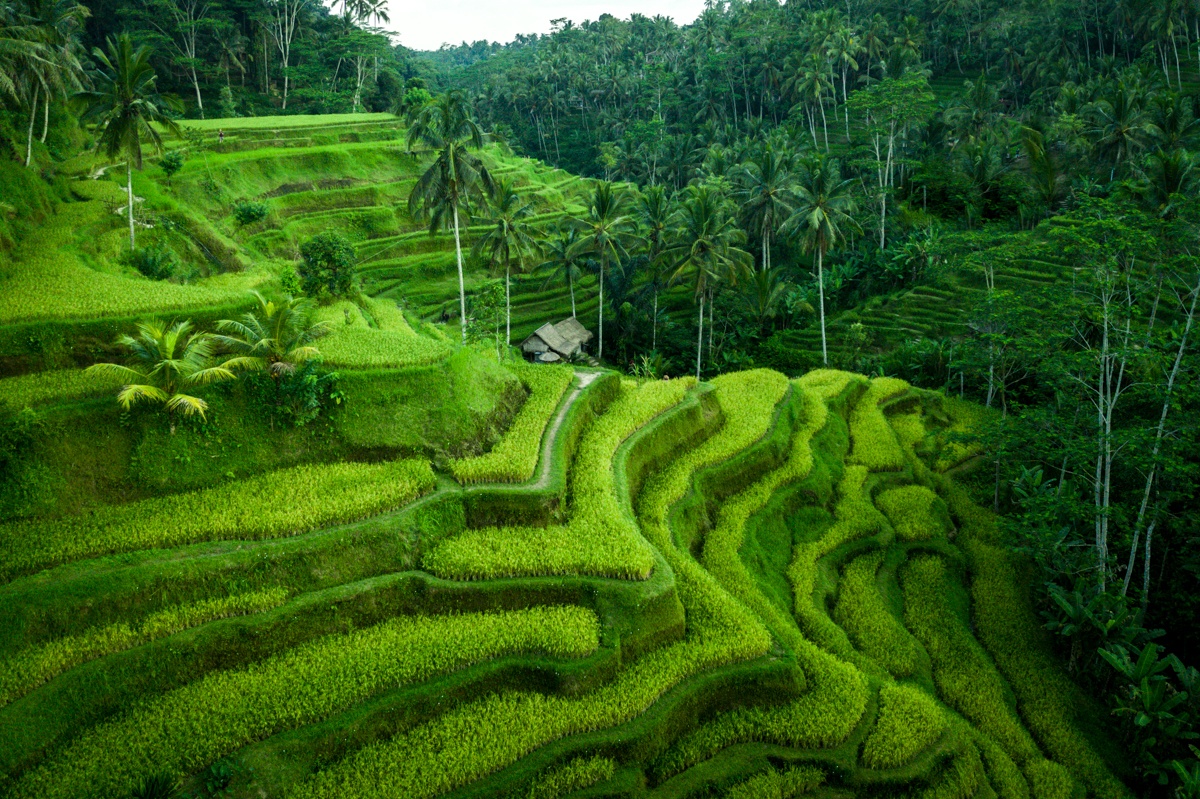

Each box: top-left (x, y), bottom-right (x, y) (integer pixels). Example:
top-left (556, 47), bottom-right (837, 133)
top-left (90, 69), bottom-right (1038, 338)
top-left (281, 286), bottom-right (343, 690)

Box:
top-left (521, 318), bottom-right (594, 359)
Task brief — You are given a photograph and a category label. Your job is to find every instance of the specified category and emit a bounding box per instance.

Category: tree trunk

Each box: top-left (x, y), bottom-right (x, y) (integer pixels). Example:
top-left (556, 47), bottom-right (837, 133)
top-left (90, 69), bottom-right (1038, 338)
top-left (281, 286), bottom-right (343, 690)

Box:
top-left (1122, 276), bottom-right (1198, 595)
top-left (452, 205), bottom-right (467, 343)
top-left (569, 272), bottom-right (576, 317)
top-left (818, 247), bottom-right (828, 365)
top-left (126, 159), bottom-right (136, 250)
top-left (505, 261), bottom-right (511, 347)
top-left (192, 67), bottom-right (204, 118)
top-left (1141, 510), bottom-right (1157, 611)
top-left (598, 256), bottom-right (605, 361)
top-left (25, 85), bottom-right (38, 168)
top-left (40, 92), bottom-right (49, 143)
top-left (695, 291), bottom-right (705, 380)
top-left (652, 290), bottom-right (658, 350)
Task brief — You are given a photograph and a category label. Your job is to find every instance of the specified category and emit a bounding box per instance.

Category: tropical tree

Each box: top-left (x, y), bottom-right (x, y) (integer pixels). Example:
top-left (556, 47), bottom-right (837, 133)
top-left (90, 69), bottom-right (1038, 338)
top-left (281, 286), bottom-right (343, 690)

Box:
top-left (782, 154), bottom-right (860, 365)
top-left (75, 33), bottom-right (181, 250)
top-left (637, 184), bottom-right (673, 350)
top-left (408, 90), bottom-right (493, 344)
top-left (662, 185), bottom-right (751, 378)
top-left (212, 291), bottom-right (329, 377)
top-left (569, 182), bottom-right (638, 361)
top-left (473, 179), bottom-right (540, 346)
top-left (86, 320), bottom-right (236, 432)
top-left (734, 147), bottom-right (795, 271)
top-left (537, 225), bottom-right (585, 319)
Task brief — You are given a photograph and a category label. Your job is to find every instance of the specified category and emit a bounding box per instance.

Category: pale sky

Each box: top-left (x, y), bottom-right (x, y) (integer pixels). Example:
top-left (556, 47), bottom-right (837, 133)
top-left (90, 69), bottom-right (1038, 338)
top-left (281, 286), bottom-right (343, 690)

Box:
top-left (384, 0), bottom-right (708, 52)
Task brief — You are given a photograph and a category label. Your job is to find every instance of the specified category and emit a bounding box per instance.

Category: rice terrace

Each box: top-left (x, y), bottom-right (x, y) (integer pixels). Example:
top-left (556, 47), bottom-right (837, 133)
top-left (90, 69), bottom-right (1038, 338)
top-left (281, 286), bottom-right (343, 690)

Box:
top-left (0, 1), bottom-right (1199, 798)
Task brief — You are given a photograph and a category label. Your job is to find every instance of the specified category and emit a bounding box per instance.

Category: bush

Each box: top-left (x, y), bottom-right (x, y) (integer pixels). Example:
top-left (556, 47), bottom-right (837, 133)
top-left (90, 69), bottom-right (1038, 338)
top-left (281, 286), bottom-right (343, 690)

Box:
top-left (0, 458), bottom-right (435, 579)
top-left (861, 683), bottom-right (948, 769)
top-left (0, 588), bottom-right (288, 707)
top-left (12, 607), bottom-right (599, 799)
top-left (122, 244), bottom-right (180, 281)
top-left (159, 151), bottom-right (184, 187)
top-left (232, 200), bottom-right (269, 227)
top-left (299, 232), bottom-right (358, 300)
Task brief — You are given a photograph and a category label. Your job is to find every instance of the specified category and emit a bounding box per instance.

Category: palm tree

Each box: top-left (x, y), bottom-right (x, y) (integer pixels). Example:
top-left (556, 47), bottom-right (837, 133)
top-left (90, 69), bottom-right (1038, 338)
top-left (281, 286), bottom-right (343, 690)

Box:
top-left (212, 291), bottom-right (329, 376)
top-left (569, 182), bottom-right (638, 362)
top-left (22, 0), bottom-right (88, 163)
top-left (735, 148), bottom-right (796, 272)
top-left (86, 320), bottom-right (236, 433)
top-left (1088, 82), bottom-right (1151, 180)
top-left (782, 155), bottom-right (860, 366)
top-left (637, 185), bottom-right (673, 350)
top-left (473, 179), bottom-right (539, 347)
top-left (75, 34), bottom-right (181, 251)
top-left (1138, 148), bottom-right (1195, 217)
top-left (537, 225), bottom-right (585, 319)
top-left (662, 185), bottom-right (752, 379)
top-left (408, 90), bottom-right (493, 344)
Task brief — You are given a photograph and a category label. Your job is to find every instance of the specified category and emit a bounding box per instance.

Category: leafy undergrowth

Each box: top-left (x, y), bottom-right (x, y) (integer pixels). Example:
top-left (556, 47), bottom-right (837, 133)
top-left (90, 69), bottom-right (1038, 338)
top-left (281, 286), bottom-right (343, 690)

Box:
top-left (0, 368), bottom-right (1131, 799)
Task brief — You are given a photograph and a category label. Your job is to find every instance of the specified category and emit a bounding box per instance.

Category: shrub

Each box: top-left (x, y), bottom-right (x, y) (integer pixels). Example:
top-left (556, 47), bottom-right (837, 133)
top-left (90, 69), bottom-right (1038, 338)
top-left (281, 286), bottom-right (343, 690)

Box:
top-left (0, 458), bottom-right (435, 579)
top-left (299, 232), bottom-right (358, 299)
top-left (159, 151), bottom-right (184, 188)
top-left (232, 200), bottom-right (269, 227)
top-left (122, 244), bottom-right (180, 281)
top-left (861, 683), bottom-right (948, 769)
top-left (0, 588), bottom-right (288, 707)
top-left (12, 606), bottom-right (599, 799)
top-left (449, 363), bottom-right (573, 484)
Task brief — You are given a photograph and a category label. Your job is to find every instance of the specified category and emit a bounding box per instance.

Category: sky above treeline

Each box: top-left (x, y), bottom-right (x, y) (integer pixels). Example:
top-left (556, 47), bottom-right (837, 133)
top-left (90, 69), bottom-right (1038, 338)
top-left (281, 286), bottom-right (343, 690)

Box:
top-left (385, 0), bottom-right (708, 51)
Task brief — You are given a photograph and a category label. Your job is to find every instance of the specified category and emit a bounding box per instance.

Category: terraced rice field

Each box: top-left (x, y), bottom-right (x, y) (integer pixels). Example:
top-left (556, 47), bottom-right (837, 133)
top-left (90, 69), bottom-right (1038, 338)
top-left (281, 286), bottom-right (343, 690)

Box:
top-left (0, 365), bottom-right (1125, 798)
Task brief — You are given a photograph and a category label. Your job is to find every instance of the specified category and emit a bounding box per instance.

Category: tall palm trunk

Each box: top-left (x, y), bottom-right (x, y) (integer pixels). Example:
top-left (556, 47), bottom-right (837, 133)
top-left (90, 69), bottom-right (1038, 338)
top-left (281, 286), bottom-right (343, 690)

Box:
top-left (126, 159), bottom-right (136, 250)
top-left (569, 272), bottom-right (576, 317)
top-left (652, 290), bottom-right (658, 350)
top-left (597, 255), bottom-right (605, 360)
top-left (452, 204), bottom-right (467, 343)
top-left (505, 261), bottom-right (511, 347)
top-left (695, 291), bottom-right (705, 379)
top-left (25, 85), bottom-right (38, 168)
top-left (818, 247), bottom-right (828, 365)
top-left (41, 92), bottom-right (49, 143)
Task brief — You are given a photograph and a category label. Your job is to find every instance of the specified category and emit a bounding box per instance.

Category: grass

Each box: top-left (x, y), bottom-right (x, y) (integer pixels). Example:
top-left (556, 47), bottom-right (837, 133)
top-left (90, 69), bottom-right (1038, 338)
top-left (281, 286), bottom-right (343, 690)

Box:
top-left (178, 114), bottom-right (398, 131)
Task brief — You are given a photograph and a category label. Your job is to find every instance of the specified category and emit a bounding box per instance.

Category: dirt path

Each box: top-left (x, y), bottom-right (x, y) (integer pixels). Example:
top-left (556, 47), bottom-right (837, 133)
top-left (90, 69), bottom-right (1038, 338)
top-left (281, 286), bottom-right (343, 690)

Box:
top-left (529, 370), bottom-right (599, 489)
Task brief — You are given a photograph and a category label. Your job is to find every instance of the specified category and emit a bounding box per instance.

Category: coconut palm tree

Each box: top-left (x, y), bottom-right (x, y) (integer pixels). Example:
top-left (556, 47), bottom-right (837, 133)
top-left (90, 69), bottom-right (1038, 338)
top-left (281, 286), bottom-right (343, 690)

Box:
top-left (473, 179), bottom-right (540, 346)
top-left (408, 90), bottom-right (493, 344)
top-left (569, 182), bottom-right (638, 362)
top-left (637, 185), bottom-right (673, 350)
top-left (212, 291), bottom-right (329, 376)
top-left (782, 154), bottom-right (860, 366)
top-left (662, 185), bottom-right (752, 379)
top-left (735, 147), bottom-right (796, 272)
top-left (537, 225), bottom-right (585, 319)
top-left (75, 33), bottom-right (181, 251)
top-left (86, 320), bottom-right (236, 433)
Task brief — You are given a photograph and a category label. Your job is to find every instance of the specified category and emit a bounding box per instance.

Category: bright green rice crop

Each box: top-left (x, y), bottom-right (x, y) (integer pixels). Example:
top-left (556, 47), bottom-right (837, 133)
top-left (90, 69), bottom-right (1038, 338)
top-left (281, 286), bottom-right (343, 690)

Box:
top-left (0, 369), bottom-right (122, 409)
top-left (874, 485), bottom-right (950, 542)
top-left (425, 378), bottom-right (691, 580)
top-left (449, 362), bottom-right (573, 484)
top-left (318, 327), bottom-right (453, 369)
top-left (0, 459), bottom-right (435, 579)
top-left (724, 765), bottom-right (824, 799)
top-left (861, 683), bottom-right (948, 769)
top-left (525, 756), bottom-right (615, 799)
top-left (846, 377), bottom-right (909, 472)
top-left (832, 551), bottom-right (921, 677)
top-left (0, 588), bottom-right (288, 706)
top-left (12, 606), bottom-right (597, 799)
